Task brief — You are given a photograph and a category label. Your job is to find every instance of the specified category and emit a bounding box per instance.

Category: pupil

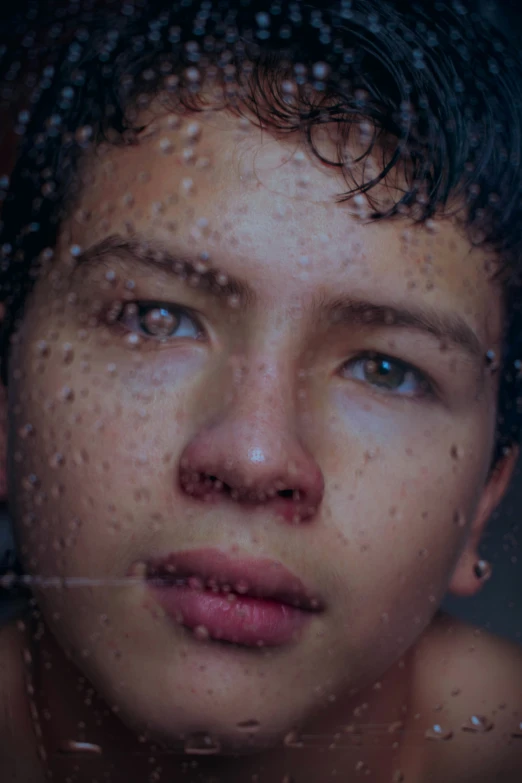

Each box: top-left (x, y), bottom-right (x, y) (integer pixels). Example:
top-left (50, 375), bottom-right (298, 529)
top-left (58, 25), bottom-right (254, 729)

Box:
top-left (141, 306), bottom-right (177, 336)
top-left (366, 358), bottom-right (404, 388)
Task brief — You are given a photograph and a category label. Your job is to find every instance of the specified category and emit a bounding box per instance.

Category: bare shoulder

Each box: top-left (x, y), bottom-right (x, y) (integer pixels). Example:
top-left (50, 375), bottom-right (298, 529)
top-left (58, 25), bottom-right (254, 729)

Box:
top-left (404, 610), bottom-right (522, 783)
top-left (0, 620), bottom-right (46, 782)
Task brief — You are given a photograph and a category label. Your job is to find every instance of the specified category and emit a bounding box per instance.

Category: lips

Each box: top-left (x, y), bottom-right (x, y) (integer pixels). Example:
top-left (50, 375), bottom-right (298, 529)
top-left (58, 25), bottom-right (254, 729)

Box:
top-left (144, 548), bottom-right (323, 612)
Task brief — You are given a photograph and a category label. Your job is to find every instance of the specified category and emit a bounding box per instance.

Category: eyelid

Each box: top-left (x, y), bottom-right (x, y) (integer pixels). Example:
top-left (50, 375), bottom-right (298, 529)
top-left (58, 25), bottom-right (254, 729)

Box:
top-left (342, 351), bottom-right (436, 399)
top-left (112, 300), bottom-right (206, 340)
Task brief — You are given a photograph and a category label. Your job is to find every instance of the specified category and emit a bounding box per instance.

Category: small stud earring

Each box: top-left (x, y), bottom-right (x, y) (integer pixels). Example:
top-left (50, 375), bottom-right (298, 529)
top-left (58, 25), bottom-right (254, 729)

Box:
top-left (473, 560), bottom-right (492, 581)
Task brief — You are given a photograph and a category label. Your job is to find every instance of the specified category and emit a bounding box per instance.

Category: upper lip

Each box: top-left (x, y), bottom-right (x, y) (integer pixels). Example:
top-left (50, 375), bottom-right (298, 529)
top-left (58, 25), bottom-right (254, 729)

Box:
top-left (144, 548), bottom-right (324, 612)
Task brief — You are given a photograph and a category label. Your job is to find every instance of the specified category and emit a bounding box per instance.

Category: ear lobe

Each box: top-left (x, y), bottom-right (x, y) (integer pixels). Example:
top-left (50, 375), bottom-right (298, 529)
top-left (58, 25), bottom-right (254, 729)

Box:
top-left (447, 445), bottom-right (518, 599)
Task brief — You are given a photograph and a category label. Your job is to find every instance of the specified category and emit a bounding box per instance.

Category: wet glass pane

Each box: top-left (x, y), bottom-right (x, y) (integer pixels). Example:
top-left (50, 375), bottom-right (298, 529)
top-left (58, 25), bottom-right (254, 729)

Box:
top-left (0, 1), bottom-right (521, 781)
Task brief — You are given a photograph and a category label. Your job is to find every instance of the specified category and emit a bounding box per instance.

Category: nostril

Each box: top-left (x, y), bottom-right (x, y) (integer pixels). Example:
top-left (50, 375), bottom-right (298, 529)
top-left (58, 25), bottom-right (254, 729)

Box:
top-left (207, 475), bottom-right (228, 493)
top-left (180, 472), bottom-right (227, 496)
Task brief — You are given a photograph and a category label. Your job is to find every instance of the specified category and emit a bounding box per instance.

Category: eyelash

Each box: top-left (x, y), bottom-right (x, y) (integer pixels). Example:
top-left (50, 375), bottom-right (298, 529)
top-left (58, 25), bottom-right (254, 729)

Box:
top-left (341, 353), bottom-right (434, 399)
top-left (112, 301), bottom-right (434, 399)
top-left (113, 301), bottom-right (204, 341)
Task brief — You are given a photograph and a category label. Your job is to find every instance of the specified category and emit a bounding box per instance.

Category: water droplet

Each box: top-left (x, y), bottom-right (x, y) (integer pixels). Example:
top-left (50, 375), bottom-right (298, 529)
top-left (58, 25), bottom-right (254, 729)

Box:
top-left (187, 576), bottom-right (204, 591)
top-left (450, 444), bottom-right (464, 460)
top-left (143, 307), bottom-right (176, 337)
top-left (75, 126), bottom-right (93, 144)
top-left (511, 722), bottom-right (522, 738)
top-left (58, 741), bottom-right (102, 755)
top-left (227, 294), bottom-right (241, 309)
top-left (485, 349), bottom-right (497, 368)
top-left (312, 61), bottom-right (330, 80)
top-left (184, 68), bottom-right (201, 84)
top-left (125, 333), bottom-right (142, 349)
top-left (62, 343), bottom-right (74, 364)
top-left (425, 724), bottom-right (453, 741)
top-left (159, 137), bottom-right (173, 154)
top-left (461, 715), bottom-right (494, 733)
top-left (193, 625), bottom-right (210, 641)
top-left (255, 11), bottom-right (271, 28)
top-left (282, 79), bottom-right (297, 96)
top-left (283, 729), bottom-right (303, 748)
top-left (473, 560), bottom-right (492, 581)
top-left (236, 719), bottom-right (261, 733)
top-left (453, 510), bottom-right (466, 528)
top-left (18, 423), bottom-right (35, 439)
top-left (166, 114), bottom-right (180, 129)
top-left (195, 155), bottom-right (211, 169)
top-left (184, 733), bottom-right (221, 755)
top-left (59, 386), bottom-right (75, 402)
top-left (233, 579), bottom-right (249, 595)
top-left (185, 122), bottom-right (201, 142)
top-left (49, 452), bottom-right (65, 469)
top-left (35, 340), bottom-right (50, 357)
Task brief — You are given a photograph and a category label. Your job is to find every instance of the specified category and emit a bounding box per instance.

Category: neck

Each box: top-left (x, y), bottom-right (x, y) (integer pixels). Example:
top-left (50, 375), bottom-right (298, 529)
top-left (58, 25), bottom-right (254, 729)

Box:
top-left (23, 613), bottom-right (413, 783)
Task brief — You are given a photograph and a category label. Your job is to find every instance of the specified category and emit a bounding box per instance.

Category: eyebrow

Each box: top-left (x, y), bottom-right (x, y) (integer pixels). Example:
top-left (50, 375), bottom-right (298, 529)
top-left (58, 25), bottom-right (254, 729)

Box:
top-left (74, 234), bottom-right (256, 306)
top-left (320, 295), bottom-right (485, 364)
top-left (76, 233), bottom-right (486, 364)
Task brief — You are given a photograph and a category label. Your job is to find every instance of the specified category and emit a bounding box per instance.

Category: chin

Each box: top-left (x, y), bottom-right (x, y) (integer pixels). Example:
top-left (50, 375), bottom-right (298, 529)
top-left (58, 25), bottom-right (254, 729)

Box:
top-left (106, 678), bottom-right (302, 755)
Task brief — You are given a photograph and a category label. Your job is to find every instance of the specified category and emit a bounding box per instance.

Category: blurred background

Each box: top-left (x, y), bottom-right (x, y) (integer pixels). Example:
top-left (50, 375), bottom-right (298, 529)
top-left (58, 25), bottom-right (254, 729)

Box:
top-left (0, 0), bottom-right (520, 641)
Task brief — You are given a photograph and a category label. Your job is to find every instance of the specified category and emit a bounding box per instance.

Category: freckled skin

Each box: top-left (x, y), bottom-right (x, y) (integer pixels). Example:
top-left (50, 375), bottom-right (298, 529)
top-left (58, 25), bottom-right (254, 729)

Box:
top-left (4, 109), bottom-right (518, 780)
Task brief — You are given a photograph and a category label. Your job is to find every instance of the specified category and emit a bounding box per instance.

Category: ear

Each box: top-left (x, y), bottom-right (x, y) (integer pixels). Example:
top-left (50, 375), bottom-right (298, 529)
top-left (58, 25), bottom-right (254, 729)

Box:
top-left (447, 445), bottom-right (518, 598)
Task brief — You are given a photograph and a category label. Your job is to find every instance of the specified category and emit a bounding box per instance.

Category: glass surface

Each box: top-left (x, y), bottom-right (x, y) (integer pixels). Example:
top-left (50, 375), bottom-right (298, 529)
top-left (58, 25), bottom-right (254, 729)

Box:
top-left (0, 2), bottom-right (521, 781)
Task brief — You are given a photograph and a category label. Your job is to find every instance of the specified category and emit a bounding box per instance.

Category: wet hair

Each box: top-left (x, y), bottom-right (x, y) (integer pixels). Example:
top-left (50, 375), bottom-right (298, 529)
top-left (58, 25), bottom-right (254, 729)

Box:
top-left (1, 0), bottom-right (522, 468)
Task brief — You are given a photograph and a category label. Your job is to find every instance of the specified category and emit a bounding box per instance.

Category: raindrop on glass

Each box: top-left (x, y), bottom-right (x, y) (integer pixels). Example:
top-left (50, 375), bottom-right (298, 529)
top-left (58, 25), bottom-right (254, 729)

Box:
top-left (424, 724), bottom-right (453, 741)
top-left (184, 733), bottom-right (221, 755)
top-left (461, 715), bottom-right (494, 733)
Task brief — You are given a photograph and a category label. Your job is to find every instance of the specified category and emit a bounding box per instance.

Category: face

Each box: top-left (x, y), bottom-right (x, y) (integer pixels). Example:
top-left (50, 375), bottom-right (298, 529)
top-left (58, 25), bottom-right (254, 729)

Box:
top-left (6, 108), bottom-right (510, 751)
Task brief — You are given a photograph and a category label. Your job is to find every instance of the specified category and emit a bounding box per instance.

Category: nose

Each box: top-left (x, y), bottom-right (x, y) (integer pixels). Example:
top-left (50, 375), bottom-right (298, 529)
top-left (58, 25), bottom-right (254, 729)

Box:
top-left (178, 362), bottom-right (324, 524)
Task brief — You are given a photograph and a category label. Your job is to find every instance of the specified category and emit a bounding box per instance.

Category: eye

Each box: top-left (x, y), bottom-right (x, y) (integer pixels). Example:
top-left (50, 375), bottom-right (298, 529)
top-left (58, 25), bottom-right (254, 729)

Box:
top-left (117, 302), bottom-right (203, 340)
top-left (341, 353), bottom-right (432, 397)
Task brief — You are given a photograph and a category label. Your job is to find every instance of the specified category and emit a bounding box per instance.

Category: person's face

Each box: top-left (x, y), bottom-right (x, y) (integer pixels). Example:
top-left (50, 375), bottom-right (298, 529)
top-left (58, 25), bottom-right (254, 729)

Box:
top-left (5, 108), bottom-right (514, 750)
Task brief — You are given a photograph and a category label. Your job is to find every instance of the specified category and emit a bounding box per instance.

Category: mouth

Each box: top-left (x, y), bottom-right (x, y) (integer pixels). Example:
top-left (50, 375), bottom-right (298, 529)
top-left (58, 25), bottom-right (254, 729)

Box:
top-left (141, 548), bottom-right (324, 648)
top-left (145, 549), bottom-right (323, 612)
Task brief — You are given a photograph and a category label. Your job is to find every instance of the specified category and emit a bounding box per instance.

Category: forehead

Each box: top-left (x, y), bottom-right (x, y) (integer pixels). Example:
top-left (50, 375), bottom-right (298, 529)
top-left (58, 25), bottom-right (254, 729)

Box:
top-left (67, 109), bottom-right (503, 347)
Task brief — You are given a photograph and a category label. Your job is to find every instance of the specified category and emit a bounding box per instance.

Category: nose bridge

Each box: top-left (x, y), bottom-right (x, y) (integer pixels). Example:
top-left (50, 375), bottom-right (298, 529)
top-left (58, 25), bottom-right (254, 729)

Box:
top-left (228, 352), bottom-right (296, 439)
top-left (203, 349), bottom-right (303, 484)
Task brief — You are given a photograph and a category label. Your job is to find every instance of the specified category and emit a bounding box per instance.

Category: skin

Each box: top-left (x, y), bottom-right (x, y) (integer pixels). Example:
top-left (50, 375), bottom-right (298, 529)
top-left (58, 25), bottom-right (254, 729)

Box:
top-left (0, 106), bottom-right (520, 781)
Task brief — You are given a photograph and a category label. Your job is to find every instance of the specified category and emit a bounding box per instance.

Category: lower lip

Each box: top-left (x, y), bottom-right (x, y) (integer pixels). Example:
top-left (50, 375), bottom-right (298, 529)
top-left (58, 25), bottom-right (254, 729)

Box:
top-left (147, 581), bottom-right (311, 647)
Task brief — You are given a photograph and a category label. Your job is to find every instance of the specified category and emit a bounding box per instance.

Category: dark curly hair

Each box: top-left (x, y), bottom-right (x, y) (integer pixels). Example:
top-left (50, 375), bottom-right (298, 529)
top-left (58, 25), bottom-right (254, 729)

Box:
top-left (1, 0), bottom-right (522, 469)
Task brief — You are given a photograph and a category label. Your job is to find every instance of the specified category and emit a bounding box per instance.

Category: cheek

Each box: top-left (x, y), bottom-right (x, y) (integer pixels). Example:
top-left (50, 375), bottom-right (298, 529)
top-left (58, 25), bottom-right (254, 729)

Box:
top-left (322, 424), bottom-right (484, 593)
top-left (318, 446), bottom-right (482, 662)
top-left (8, 355), bottom-right (197, 569)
